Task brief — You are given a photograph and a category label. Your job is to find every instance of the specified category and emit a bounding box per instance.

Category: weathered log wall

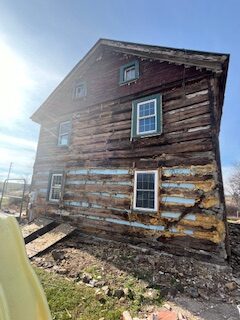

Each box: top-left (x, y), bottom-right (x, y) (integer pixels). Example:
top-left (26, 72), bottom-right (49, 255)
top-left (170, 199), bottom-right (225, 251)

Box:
top-left (31, 51), bottom-right (227, 262)
top-left (35, 48), bottom-right (212, 120)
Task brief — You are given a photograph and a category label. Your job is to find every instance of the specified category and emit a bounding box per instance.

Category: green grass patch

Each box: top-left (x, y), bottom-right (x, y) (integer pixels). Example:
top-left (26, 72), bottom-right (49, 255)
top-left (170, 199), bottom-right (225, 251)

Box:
top-left (36, 268), bottom-right (124, 320)
top-left (36, 268), bottom-right (162, 320)
top-left (84, 265), bottom-right (102, 279)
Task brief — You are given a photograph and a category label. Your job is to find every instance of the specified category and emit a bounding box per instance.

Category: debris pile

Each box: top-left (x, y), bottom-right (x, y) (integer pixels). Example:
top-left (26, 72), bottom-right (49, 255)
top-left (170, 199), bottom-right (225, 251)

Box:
top-left (33, 233), bottom-right (240, 303)
top-left (32, 231), bottom-right (240, 319)
top-left (122, 303), bottom-right (189, 320)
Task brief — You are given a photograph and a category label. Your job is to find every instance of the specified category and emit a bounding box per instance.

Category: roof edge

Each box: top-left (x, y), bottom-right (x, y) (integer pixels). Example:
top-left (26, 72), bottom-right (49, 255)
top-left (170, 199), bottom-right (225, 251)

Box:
top-left (31, 38), bottom-right (230, 123)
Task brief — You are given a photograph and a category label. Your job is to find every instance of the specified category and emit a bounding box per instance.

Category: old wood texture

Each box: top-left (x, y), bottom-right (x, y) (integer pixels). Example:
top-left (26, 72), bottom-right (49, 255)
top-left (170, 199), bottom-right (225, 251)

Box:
top-left (31, 40), bottom-right (229, 262)
top-left (25, 223), bottom-right (76, 258)
top-left (21, 217), bottom-right (55, 244)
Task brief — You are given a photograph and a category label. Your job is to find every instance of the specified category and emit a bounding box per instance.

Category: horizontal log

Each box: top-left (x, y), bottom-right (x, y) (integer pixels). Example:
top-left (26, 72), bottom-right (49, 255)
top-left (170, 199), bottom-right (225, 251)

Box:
top-left (163, 92), bottom-right (209, 112)
top-left (66, 173), bottom-right (132, 181)
top-left (164, 102), bottom-right (210, 124)
top-left (65, 183), bottom-right (132, 194)
top-left (63, 192), bottom-right (131, 208)
top-left (163, 79), bottom-right (208, 101)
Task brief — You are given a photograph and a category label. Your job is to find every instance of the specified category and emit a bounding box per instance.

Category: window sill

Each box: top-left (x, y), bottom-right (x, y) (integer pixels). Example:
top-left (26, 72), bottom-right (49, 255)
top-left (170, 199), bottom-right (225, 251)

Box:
top-left (119, 78), bottom-right (138, 86)
top-left (131, 131), bottom-right (163, 140)
top-left (57, 144), bottom-right (69, 148)
top-left (132, 208), bottom-right (157, 214)
top-left (48, 200), bottom-right (60, 205)
top-left (73, 96), bottom-right (87, 101)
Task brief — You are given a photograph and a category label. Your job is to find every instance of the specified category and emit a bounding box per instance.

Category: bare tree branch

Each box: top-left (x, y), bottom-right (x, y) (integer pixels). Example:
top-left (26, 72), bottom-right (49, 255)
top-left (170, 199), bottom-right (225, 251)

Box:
top-left (229, 163), bottom-right (240, 213)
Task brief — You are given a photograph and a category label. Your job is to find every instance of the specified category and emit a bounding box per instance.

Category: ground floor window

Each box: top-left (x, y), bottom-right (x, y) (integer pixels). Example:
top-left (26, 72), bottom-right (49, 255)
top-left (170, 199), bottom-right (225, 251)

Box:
top-left (133, 170), bottom-right (158, 211)
top-left (48, 173), bottom-right (63, 202)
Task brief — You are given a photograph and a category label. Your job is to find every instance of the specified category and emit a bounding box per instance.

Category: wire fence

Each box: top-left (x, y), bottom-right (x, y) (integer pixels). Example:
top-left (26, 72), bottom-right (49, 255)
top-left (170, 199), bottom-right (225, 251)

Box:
top-left (0, 179), bottom-right (30, 220)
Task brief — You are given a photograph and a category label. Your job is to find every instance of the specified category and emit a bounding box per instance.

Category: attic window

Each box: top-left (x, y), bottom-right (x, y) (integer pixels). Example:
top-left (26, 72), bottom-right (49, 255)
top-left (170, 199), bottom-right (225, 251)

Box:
top-left (119, 60), bottom-right (139, 85)
top-left (74, 82), bottom-right (86, 98)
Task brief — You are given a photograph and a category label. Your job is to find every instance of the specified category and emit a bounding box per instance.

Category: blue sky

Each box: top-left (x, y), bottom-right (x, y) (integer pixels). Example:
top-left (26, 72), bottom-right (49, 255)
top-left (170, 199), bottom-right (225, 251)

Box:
top-left (0, 0), bottom-right (239, 189)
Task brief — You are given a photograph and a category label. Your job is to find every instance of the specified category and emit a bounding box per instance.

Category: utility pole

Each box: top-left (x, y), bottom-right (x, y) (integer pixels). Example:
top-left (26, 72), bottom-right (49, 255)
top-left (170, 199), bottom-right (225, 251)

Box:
top-left (5, 162), bottom-right (13, 193)
top-left (6, 162), bottom-right (13, 181)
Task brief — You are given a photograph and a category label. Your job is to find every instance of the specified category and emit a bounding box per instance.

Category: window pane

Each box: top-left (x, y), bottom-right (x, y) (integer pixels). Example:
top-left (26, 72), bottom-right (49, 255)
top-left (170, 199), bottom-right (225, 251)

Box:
top-left (75, 84), bottom-right (85, 98)
top-left (139, 116), bottom-right (155, 133)
top-left (136, 190), bottom-right (155, 209)
top-left (60, 121), bottom-right (71, 134)
top-left (124, 66), bottom-right (135, 81)
top-left (50, 174), bottom-right (63, 201)
top-left (139, 101), bottom-right (155, 117)
top-left (52, 175), bottom-right (62, 186)
top-left (59, 134), bottom-right (69, 145)
top-left (135, 172), bottom-right (156, 209)
top-left (51, 187), bottom-right (61, 200)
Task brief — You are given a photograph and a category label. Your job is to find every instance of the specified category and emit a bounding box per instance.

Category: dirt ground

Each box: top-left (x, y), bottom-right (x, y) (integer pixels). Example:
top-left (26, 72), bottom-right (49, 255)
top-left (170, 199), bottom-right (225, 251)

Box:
top-left (32, 231), bottom-right (240, 320)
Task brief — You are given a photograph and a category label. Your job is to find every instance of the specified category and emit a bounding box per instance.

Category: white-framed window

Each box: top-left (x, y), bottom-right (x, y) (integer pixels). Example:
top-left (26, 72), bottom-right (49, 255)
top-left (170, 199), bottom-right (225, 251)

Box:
top-left (136, 98), bottom-right (157, 135)
top-left (75, 83), bottom-right (86, 98)
top-left (131, 94), bottom-right (162, 139)
top-left (133, 170), bottom-right (158, 212)
top-left (49, 173), bottom-right (63, 202)
top-left (58, 121), bottom-right (71, 146)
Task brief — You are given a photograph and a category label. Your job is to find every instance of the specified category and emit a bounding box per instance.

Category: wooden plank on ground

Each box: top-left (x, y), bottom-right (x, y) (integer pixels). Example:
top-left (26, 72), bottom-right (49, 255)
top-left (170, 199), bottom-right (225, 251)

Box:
top-left (21, 217), bottom-right (55, 243)
top-left (26, 223), bottom-right (76, 258)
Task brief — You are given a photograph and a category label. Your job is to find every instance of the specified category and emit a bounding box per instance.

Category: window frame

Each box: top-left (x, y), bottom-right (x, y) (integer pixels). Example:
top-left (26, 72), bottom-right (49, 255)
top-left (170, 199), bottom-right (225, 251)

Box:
top-left (119, 60), bottom-right (139, 85)
top-left (58, 120), bottom-right (71, 147)
top-left (124, 65), bottom-right (136, 82)
top-left (133, 170), bottom-right (158, 212)
top-left (73, 81), bottom-right (87, 99)
top-left (131, 93), bottom-right (162, 139)
top-left (136, 98), bottom-right (157, 135)
top-left (48, 172), bottom-right (64, 203)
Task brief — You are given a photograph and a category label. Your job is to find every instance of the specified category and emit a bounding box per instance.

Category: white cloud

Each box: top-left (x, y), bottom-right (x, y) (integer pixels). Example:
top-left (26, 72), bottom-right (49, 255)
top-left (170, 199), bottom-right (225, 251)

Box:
top-left (0, 38), bottom-right (36, 125)
top-left (0, 35), bottom-right (63, 181)
top-left (0, 134), bottom-right (37, 150)
top-left (0, 34), bottom-right (63, 124)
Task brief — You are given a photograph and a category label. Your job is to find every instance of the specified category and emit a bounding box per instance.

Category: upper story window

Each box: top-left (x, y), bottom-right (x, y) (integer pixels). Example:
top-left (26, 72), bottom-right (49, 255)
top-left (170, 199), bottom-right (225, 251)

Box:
top-left (131, 94), bottom-right (162, 139)
top-left (119, 60), bottom-right (139, 85)
top-left (133, 170), bottom-right (158, 212)
top-left (48, 173), bottom-right (63, 202)
top-left (58, 120), bottom-right (71, 146)
top-left (74, 82), bottom-right (86, 99)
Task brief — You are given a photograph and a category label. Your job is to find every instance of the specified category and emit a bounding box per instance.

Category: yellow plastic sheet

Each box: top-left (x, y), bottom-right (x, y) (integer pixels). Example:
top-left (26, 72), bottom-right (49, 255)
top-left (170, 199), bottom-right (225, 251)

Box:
top-left (0, 214), bottom-right (52, 320)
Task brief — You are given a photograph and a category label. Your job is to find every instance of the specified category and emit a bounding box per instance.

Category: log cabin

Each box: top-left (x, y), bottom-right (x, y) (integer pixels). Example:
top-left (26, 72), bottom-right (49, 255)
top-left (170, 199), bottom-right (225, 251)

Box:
top-left (31, 39), bottom-right (230, 263)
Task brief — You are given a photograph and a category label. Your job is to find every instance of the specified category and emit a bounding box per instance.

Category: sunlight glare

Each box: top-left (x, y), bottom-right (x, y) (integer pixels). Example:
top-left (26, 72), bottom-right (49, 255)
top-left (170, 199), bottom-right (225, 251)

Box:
top-left (0, 39), bottom-right (35, 125)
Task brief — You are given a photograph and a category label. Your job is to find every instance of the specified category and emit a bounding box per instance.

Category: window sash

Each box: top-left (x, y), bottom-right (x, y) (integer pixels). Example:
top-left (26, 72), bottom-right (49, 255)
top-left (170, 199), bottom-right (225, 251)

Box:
top-left (131, 94), bottom-right (162, 139)
top-left (75, 84), bottom-right (85, 98)
top-left (59, 133), bottom-right (69, 146)
top-left (119, 60), bottom-right (139, 84)
top-left (58, 121), bottom-right (71, 146)
top-left (124, 65), bottom-right (136, 81)
top-left (133, 170), bottom-right (158, 212)
top-left (136, 99), bottom-right (157, 135)
top-left (49, 174), bottom-right (63, 202)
